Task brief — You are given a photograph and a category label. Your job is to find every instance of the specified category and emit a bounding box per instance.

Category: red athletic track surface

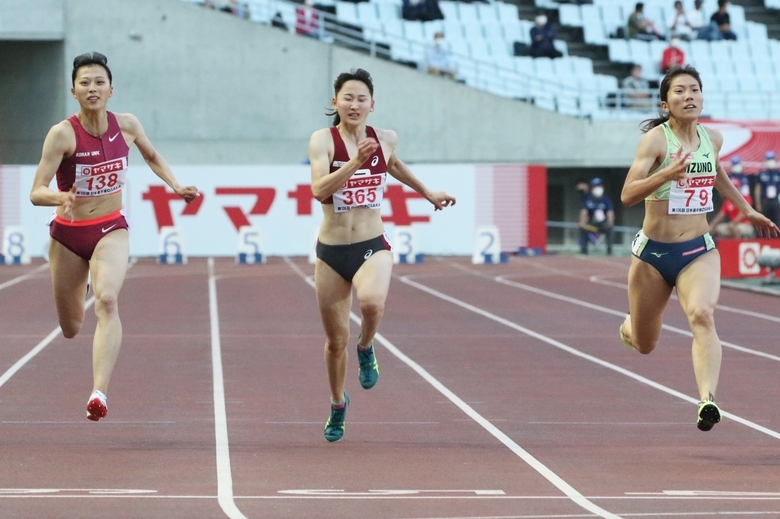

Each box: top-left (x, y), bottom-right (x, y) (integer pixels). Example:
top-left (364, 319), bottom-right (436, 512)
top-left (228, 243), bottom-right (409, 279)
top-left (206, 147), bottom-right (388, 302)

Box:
top-left (0, 255), bottom-right (779, 519)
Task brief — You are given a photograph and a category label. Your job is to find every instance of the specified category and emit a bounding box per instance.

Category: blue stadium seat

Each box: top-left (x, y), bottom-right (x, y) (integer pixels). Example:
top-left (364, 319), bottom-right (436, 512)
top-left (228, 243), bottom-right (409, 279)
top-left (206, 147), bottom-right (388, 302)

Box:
top-left (458, 2), bottom-right (479, 22)
top-left (470, 40), bottom-right (492, 60)
top-left (357, 2), bottom-right (379, 25)
top-left (335, 1), bottom-right (359, 25)
top-left (533, 57), bottom-right (556, 78)
top-left (608, 39), bottom-right (631, 63)
top-left (496, 1), bottom-right (519, 22)
top-left (559, 4), bottom-right (583, 27)
top-left (376, 2), bottom-right (400, 21)
top-left (439, 1), bottom-right (458, 20)
top-left (476, 2), bottom-right (500, 23)
top-left (403, 21), bottom-right (427, 44)
top-left (461, 21), bottom-right (484, 41)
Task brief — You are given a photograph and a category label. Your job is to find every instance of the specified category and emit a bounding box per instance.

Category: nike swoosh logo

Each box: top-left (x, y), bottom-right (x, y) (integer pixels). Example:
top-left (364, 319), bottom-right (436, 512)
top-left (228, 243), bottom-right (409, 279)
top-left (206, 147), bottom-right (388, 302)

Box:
top-left (108, 132), bottom-right (120, 142)
top-left (650, 252), bottom-right (668, 258)
top-left (102, 224), bottom-right (117, 233)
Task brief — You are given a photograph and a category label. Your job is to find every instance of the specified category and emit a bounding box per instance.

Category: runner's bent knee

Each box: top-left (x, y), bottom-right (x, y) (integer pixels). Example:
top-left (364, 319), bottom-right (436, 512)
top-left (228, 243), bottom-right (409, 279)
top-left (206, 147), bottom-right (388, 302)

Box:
top-left (686, 303), bottom-right (715, 330)
top-left (94, 291), bottom-right (119, 317)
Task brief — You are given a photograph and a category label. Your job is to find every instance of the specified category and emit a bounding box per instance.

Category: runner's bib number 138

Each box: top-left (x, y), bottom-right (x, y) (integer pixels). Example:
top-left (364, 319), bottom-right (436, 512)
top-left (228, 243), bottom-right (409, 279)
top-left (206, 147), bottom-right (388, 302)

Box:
top-left (74, 157), bottom-right (127, 197)
top-left (668, 175), bottom-right (715, 214)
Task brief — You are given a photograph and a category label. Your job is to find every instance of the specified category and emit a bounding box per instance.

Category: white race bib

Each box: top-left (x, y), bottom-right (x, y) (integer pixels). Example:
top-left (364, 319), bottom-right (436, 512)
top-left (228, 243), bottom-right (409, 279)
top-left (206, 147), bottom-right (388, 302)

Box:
top-left (668, 175), bottom-right (715, 214)
top-left (74, 157), bottom-right (127, 197)
top-left (767, 185), bottom-right (777, 200)
top-left (332, 168), bottom-right (386, 213)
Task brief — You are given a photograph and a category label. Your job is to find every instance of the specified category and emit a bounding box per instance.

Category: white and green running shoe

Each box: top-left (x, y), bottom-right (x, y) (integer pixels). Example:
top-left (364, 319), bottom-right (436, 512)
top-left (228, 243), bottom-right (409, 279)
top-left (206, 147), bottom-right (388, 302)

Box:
top-left (357, 342), bottom-right (379, 389)
top-left (324, 393), bottom-right (349, 442)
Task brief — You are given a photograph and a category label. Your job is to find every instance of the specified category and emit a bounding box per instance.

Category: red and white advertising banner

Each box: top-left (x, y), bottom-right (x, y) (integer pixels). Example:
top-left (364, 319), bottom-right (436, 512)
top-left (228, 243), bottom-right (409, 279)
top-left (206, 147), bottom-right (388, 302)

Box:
top-left (4, 163), bottom-right (547, 258)
top-left (702, 119), bottom-right (780, 174)
top-left (717, 238), bottom-right (780, 279)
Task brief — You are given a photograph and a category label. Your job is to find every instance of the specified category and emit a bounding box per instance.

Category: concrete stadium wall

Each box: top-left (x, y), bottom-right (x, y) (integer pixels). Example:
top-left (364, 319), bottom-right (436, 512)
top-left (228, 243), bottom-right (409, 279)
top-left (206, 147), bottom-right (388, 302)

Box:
top-left (0, 0), bottom-right (645, 168)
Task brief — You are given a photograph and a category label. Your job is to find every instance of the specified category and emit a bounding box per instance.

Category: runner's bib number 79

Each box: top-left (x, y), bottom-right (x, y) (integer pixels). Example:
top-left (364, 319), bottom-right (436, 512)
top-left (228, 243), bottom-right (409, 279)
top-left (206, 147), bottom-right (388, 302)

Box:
top-left (668, 175), bottom-right (715, 214)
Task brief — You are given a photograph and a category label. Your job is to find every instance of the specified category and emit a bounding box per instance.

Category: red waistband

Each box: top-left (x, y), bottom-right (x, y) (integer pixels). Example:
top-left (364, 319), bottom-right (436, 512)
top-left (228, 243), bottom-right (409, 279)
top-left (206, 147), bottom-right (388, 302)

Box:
top-left (53, 210), bottom-right (123, 227)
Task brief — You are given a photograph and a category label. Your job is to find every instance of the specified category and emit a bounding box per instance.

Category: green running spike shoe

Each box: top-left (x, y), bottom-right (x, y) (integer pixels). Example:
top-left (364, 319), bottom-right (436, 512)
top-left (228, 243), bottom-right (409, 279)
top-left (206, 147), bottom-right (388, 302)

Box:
top-left (697, 400), bottom-right (722, 432)
top-left (324, 393), bottom-right (349, 442)
top-left (357, 342), bottom-right (379, 389)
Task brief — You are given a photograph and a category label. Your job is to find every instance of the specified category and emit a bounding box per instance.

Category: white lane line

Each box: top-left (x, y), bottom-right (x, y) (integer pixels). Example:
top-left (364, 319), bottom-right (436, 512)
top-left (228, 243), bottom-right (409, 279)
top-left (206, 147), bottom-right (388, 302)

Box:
top-left (588, 275), bottom-right (780, 324)
top-left (492, 275), bottom-right (780, 363)
top-left (399, 275), bottom-right (780, 442)
top-left (0, 259), bottom-right (139, 391)
top-left (0, 263), bottom-right (49, 291)
top-left (207, 258), bottom-right (248, 519)
top-left (283, 259), bottom-right (623, 519)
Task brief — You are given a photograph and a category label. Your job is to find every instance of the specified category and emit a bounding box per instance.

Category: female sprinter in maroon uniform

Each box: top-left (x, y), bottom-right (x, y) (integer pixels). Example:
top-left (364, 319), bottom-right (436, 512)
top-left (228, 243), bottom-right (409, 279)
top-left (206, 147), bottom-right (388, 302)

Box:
top-left (308, 68), bottom-right (456, 442)
top-left (29, 52), bottom-right (198, 421)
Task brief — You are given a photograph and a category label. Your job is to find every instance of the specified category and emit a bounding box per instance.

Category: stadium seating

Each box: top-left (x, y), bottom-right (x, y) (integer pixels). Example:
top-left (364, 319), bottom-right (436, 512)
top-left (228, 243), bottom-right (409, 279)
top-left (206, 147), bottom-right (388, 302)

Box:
top-left (192, 0), bottom-right (780, 120)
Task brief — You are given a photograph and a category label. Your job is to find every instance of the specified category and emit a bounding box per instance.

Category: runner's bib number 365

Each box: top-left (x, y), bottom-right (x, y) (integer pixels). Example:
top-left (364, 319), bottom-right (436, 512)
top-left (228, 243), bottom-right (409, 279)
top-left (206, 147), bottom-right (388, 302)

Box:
top-left (74, 157), bottom-right (127, 197)
top-left (333, 168), bottom-right (386, 213)
top-left (668, 175), bottom-right (715, 214)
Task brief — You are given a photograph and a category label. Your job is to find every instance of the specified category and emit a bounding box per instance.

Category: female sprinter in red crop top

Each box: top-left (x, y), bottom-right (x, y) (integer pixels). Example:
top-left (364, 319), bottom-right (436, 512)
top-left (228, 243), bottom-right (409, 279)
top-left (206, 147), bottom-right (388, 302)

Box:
top-left (29, 52), bottom-right (198, 421)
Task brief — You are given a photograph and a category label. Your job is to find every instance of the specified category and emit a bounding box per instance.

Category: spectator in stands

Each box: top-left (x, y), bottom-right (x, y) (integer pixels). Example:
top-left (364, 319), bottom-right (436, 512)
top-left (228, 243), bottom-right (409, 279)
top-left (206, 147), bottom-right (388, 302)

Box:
top-left (755, 151), bottom-right (780, 229)
top-left (424, 32), bottom-right (457, 80)
top-left (660, 37), bottom-right (686, 74)
top-left (728, 156), bottom-right (753, 199)
top-left (578, 178), bottom-right (615, 255)
top-left (627, 2), bottom-right (665, 41)
top-left (530, 13), bottom-right (563, 59)
top-left (402, 0), bottom-right (443, 22)
top-left (688, 0), bottom-right (709, 40)
top-left (710, 0), bottom-right (738, 40)
top-left (710, 177), bottom-right (756, 238)
top-left (668, 1), bottom-right (696, 41)
top-left (296, 0), bottom-right (320, 39)
top-left (621, 64), bottom-right (653, 110)
top-left (271, 11), bottom-right (289, 31)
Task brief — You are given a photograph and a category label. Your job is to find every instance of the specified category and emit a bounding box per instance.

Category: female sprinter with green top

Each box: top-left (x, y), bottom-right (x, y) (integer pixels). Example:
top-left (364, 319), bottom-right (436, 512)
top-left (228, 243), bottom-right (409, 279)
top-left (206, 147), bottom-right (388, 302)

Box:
top-left (618, 65), bottom-right (779, 431)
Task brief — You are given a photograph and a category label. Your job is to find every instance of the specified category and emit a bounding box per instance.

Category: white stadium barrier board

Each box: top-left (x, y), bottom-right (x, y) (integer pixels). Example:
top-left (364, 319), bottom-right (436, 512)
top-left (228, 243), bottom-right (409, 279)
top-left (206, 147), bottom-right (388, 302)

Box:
top-left (4, 164), bottom-right (547, 258)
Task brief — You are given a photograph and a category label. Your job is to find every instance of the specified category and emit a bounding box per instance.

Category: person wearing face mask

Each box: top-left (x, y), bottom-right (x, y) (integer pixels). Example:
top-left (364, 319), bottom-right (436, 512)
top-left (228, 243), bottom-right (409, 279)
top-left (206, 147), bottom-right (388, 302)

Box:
top-left (578, 178), bottom-right (615, 255)
top-left (424, 32), bottom-right (457, 80)
top-left (727, 156), bottom-right (752, 200)
top-left (618, 66), bottom-right (778, 432)
top-left (530, 13), bottom-right (563, 59)
top-left (755, 151), bottom-right (780, 229)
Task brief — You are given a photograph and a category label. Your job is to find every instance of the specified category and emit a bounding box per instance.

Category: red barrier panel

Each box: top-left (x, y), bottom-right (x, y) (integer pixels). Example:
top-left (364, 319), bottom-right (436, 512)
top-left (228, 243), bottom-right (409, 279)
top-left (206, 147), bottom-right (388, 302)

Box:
top-left (717, 238), bottom-right (780, 278)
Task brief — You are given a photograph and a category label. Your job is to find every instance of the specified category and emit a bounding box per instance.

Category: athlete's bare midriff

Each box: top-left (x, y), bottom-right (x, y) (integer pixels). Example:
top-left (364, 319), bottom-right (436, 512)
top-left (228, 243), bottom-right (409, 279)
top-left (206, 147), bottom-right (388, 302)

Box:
top-left (57, 191), bottom-right (123, 221)
top-left (642, 200), bottom-right (710, 242)
top-left (319, 205), bottom-right (384, 245)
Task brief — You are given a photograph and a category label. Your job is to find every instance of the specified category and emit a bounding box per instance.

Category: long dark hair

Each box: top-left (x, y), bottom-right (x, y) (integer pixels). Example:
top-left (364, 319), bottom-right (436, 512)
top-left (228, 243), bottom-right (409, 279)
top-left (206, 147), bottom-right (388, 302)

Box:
top-left (325, 68), bottom-right (374, 126)
top-left (640, 65), bottom-right (702, 133)
top-left (71, 52), bottom-right (112, 86)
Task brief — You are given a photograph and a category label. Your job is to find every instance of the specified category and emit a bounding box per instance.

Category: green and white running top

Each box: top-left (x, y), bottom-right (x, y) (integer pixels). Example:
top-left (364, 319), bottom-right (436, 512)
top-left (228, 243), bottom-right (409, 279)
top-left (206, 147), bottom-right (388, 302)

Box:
top-left (647, 122), bottom-right (717, 215)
